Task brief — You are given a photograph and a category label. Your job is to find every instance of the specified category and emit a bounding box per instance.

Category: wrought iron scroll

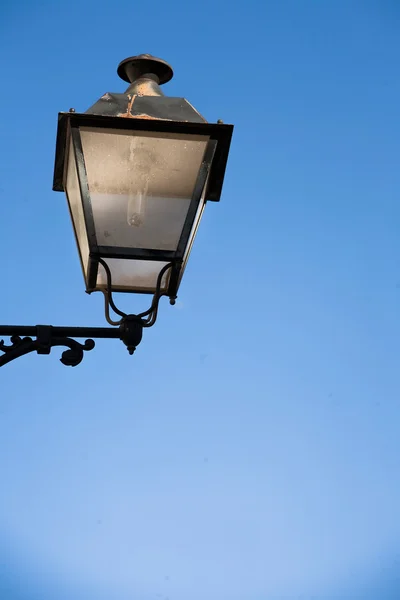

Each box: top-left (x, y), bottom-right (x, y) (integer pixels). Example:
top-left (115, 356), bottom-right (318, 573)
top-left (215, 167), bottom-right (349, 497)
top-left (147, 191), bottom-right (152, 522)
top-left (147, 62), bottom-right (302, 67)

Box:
top-left (0, 329), bottom-right (95, 367)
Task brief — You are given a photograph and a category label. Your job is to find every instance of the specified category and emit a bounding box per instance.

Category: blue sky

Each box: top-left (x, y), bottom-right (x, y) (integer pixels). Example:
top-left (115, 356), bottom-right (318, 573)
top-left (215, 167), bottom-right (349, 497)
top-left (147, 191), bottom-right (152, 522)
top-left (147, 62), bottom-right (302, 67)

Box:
top-left (1, 1), bottom-right (400, 598)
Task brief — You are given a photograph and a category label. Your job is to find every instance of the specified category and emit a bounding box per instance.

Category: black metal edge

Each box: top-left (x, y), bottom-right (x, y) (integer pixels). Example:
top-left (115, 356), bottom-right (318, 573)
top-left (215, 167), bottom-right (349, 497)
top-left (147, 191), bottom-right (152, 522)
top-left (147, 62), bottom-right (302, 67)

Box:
top-left (53, 113), bottom-right (69, 191)
top-left (86, 255), bottom-right (99, 293)
top-left (71, 127), bottom-right (98, 256)
top-left (96, 246), bottom-right (176, 261)
top-left (167, 262), bottom-right (182, 298)
top-left (207, 125), bottom-right (233, 202)
top-left (178, 192), bottom-right (208, 290)
top-left (54, 113), bottom-right (233, 201)
top-left (63, 126), bottom-right (90, 288)
top-left (175, 140), bottom-right (217, 259)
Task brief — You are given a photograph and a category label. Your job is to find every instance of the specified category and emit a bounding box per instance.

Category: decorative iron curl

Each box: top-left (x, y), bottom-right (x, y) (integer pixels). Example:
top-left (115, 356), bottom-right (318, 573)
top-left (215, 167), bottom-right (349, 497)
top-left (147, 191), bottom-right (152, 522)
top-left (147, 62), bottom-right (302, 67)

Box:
top-left (50, 337), bottom-right (95, 366)
top-left (0, 333), bottom-right (95, 367)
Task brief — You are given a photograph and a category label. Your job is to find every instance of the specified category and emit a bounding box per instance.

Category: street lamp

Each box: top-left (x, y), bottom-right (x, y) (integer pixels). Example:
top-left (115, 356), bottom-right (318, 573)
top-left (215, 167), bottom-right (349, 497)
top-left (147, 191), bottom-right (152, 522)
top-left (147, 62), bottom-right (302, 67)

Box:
top-left (0, 54), bottom-right (233, 367)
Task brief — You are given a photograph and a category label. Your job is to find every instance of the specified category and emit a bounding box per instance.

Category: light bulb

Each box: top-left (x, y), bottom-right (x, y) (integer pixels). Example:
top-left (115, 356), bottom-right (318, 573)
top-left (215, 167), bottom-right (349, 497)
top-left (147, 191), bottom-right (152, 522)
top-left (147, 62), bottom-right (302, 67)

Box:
top-left (126, 137), bottom-right (150, 228)
top-left (127, 180), bottom-right (148, 227)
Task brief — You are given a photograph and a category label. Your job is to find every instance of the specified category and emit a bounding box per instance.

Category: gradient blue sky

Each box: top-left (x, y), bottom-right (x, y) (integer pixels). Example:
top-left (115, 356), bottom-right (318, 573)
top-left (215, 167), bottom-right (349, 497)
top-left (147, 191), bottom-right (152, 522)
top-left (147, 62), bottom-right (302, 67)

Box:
top-left (1, 1), bottom-right (400, 599)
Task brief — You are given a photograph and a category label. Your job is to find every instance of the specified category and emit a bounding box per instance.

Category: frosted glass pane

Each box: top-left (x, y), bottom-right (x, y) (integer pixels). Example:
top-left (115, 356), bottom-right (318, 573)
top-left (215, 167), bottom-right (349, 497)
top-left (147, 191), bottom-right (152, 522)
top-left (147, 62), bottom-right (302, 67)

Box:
top-left (80, 128), bottom-right (209, 251)
top-left (65, 138), bottom-right (89, 276)
top-left (96, 259), bottom-right (170, 293)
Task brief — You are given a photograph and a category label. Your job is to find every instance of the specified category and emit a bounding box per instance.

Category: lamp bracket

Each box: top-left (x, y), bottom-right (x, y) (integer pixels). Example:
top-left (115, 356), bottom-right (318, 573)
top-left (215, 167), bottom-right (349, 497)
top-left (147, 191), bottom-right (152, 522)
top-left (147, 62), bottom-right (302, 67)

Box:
top-left (0, 262), bottom-right (173, 367)
top-left (95, 256), bottom-right (173, 329)
top-left (0, 327), bottom-right (96, 367)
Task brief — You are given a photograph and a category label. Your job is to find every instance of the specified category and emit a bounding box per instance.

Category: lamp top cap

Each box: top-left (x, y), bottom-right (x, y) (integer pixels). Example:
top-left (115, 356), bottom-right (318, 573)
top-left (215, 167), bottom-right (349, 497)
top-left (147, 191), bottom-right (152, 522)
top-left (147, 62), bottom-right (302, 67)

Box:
top-left (117, 54), bottom-right (174, 85)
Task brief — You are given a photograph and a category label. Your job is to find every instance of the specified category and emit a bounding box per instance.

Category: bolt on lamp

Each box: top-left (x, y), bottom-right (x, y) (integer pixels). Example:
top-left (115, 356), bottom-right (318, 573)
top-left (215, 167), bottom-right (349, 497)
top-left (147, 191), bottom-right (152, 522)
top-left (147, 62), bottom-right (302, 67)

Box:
top-left (0, 54), bottom-right (233, 367)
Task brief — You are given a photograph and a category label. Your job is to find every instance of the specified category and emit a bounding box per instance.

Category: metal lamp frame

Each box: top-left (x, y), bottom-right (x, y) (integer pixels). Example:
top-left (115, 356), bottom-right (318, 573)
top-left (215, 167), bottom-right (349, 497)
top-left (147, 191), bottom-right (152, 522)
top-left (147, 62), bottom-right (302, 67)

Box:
top-left (0, 54), bottom-right (233, 367)
top-left (55, 113), bottom-right (231, 298)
